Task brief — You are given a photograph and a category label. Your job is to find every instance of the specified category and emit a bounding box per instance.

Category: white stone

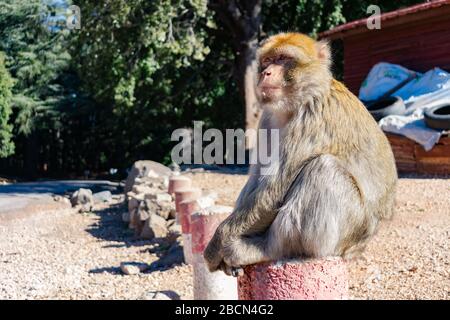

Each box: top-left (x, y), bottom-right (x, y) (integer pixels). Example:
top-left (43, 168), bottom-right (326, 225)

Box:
top-left (120, 262), bottom-right (148, 275)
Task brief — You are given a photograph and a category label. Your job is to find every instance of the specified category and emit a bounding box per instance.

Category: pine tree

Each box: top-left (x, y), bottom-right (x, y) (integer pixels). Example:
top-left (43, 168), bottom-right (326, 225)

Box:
top-left (0, 52), bottom-right (14, 158)
top-left (0, 0), bottom-right (75, 175)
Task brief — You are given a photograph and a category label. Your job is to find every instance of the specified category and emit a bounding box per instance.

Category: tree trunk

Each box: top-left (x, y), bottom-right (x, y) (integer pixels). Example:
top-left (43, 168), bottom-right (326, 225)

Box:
top-left (235, 37), bottom-right (260, 150)
top-left (24, 132), bottom-right (39, 179)
top-left (209, 0), bottom-right (262, 150)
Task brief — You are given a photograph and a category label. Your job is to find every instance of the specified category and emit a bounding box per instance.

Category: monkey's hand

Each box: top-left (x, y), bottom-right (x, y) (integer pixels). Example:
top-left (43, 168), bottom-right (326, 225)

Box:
top-left (203, 223), bottom-right (244, 276)
top-left (203, 226), bottom-right (225, 272)
top-left (204, 223), bottom-right (268, 277)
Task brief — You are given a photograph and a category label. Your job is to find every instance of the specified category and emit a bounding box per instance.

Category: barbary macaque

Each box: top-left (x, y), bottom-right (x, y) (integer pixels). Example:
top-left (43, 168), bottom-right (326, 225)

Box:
top-left (204, 33), bottom-right (397, 276)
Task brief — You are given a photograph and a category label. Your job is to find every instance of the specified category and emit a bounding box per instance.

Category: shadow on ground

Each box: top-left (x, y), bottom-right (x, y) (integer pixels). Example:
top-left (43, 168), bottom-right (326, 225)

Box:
top-left (0, 180), bottom-right (121, 196)
top-left (86, 202), bottom-right (184, 274)
top-left (89, 266), bottom-right (122, 275)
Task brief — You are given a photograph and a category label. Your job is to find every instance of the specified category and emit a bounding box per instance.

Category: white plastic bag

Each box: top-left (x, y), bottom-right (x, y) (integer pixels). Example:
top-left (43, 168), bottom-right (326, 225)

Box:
top-left (379, 88), bottom-right (450, 151)
top-left (358, 62), bottom-right (418, 101)
top-left (379, 109), bottom-right (442, 151)
top-left (394, 68), bottom-right (450, 101)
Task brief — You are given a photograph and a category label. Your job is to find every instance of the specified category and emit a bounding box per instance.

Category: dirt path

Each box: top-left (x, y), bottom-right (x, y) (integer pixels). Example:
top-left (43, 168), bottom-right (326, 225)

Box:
top-left (0, 202), bottom-right (192, 300)
top-left (0, 180), bottom-right (119, 223)
top-left (0, 172), bottom-right (448, 299)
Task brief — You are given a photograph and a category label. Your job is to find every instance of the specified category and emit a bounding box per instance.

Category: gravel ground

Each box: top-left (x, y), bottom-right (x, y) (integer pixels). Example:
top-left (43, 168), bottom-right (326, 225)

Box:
top-left (0, 201), bottom-right (193, 300)
top-left (0, 172), bottom-right (448, 300)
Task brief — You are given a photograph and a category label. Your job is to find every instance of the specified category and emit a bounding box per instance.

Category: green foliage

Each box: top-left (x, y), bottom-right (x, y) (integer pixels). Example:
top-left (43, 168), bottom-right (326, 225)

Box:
top-left (70, 0), bottom-right (241, 169)
top-left (0, 0), bottom-right (72, 135)
top-left (262, 0), bottom-right (346, 37)
top-left (0, 52), bottom-right (14, 157)
top-left (0, 0), bottom-right (425, 177)
top-left (74, 0), bottom-right (212, 112)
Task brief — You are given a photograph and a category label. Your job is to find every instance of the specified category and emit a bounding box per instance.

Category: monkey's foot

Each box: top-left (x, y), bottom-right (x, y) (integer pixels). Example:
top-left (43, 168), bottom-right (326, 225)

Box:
top-left (231, 267), bottom-right (244, 277)
top-left (218, 261), bottom-right (244, 277)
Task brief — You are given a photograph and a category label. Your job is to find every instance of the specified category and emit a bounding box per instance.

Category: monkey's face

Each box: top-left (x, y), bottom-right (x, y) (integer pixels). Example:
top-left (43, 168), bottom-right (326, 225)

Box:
top-left (256, 33), bottom-right (332, 112)
top-left (257, 53), bottom-right (295, 103)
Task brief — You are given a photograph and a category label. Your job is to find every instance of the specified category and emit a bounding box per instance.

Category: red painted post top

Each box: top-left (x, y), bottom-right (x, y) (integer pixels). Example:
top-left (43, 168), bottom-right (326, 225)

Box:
top-left (168, 175), bottom-right (192, 194)
top-left (179, 199), bottom-right (200, 233)
top-left (174, 187), bottom-right (202, 213)
top-left (191, 206), bottom-right (232, 254)
top-left (238, 257), bottom-right (348, 300)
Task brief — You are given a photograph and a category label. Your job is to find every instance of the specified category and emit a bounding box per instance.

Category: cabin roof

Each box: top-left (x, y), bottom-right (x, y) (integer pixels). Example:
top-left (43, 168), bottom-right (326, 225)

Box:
top-left (319, 0), bottom-right (450, 40)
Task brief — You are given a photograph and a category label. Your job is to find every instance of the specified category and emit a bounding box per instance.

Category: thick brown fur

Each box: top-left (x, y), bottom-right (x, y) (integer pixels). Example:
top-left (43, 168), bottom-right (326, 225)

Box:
top-left (204, 32), bottom-right (397, 275)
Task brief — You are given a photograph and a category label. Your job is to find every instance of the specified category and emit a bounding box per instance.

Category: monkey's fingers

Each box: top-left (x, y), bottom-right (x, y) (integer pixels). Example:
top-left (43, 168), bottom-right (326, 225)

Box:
top-left (218, 261), bottom-right (234, 276)
top-left (203, 251), bottom-right (222, 272)
top-left (203, 237), bottom-right (224, 272)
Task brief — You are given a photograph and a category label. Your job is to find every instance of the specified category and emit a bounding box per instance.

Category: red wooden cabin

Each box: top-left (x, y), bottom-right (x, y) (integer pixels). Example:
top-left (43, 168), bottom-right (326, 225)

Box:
top-left (319, 0), bottom-right (450, 174)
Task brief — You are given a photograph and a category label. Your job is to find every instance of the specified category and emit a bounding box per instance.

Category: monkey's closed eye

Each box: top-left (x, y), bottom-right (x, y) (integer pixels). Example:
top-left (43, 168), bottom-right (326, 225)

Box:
top-left (278, 55), bottom-right (294, 64)
top-left (261, 57), bottom-right (272, 68)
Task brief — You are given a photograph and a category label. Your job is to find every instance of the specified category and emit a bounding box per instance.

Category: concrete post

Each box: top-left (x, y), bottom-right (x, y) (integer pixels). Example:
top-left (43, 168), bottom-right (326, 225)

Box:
top-left (174, 187), bottom-right (202, 214)
top-left (191, 205), bottom-right (238, 300)
top-left (168, 175), bottom-right (192, 195)
top-left (179, 195), bottom-right (216, 265)
top-left (238, 257), bottom-right (348, 300)
top-left (173, 187), bottom-right (202, 264)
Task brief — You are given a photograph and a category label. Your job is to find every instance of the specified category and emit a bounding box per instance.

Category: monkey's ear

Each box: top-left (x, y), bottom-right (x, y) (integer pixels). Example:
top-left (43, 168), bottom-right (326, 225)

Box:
top-left (316, 40), bottom-right (331, 65)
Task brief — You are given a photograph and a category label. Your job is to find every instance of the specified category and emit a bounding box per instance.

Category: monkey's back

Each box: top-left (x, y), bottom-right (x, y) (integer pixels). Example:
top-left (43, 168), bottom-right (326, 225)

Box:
top-left (328, 79), bottom-right (397, 219)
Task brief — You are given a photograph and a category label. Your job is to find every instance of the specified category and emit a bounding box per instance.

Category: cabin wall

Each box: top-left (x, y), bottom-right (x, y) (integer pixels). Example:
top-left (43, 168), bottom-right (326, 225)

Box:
top-left (342, 8), bottom-right (450, 95)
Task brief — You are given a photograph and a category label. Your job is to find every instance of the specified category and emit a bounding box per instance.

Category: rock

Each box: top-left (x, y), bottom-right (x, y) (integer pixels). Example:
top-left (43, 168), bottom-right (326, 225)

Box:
top-left (139, 198), bottom-right (171, 220)
top-left (168, 207), bottom-right (177, 219)
top-left (155, 209), bottom-right (170, 220)
top-left (156, 202), bottom-right (174, 220)
top-left (124, 160), bottom-right (172, 193)
top-left (120, 262), bottom-right (148, 275)
top-left (112, 194), bottom-right (124, 201)
top-left (93, 191), bottom-right (113, 203)
top-left (138, 200), bottom-right (160, 220)
top-left (128, 197), bottom-right (140, 212)
top-left (137, 207), bottom-right (150, 222)
top-left (53, 195), bottom-right (71, 205)
top-left (70, 188), bottom-right (93, 212)
top-left (155, 193), bottom-right (172, 204)
top-left (135, 176), bottom-right (166, 190)
top-left (120, 264), bottom-right (140, 275)
top-left (167, 224), bottom-right (182, 243)
top-left (168, 223), bottom-right (182, 235)
top-left (132, 185), bottom-right (158, 196)
top-left (163, 176), bottom-right (169, 189)
top-left (166, 219), bottom-right (176, 227)
top-left (169, 161), bottom-right (181, 173)
top-left (129, 208), bottom-right (139, 230)
top-left (140, 213), bottom-right (168, 239)
top-left (142, 291), bottom-right (180, 300)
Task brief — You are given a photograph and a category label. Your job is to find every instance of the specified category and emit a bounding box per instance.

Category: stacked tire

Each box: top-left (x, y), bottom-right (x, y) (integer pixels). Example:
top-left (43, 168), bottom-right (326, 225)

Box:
top-left (424, 105), bottom-right (450, 130)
